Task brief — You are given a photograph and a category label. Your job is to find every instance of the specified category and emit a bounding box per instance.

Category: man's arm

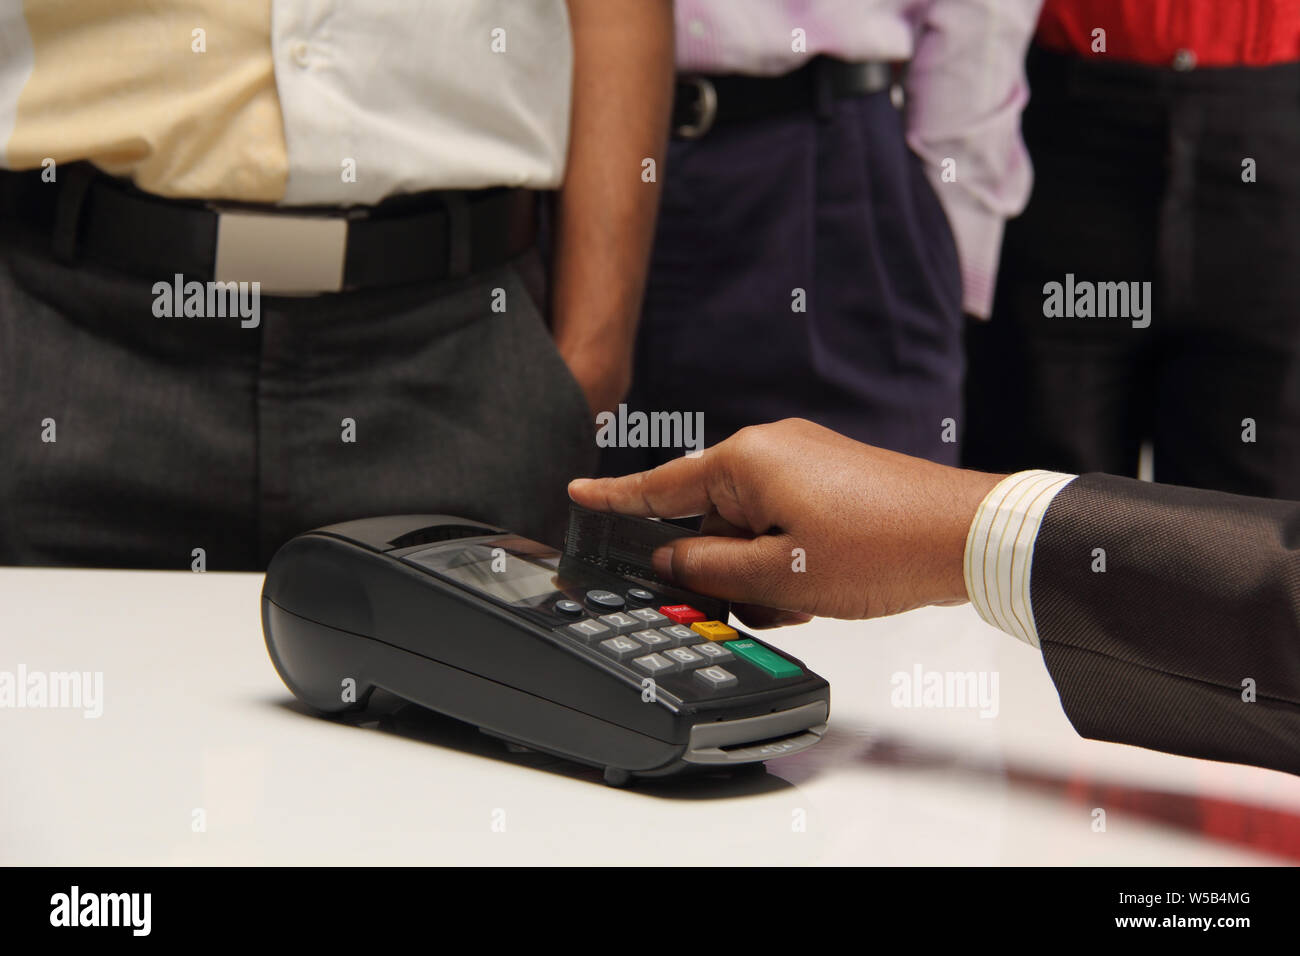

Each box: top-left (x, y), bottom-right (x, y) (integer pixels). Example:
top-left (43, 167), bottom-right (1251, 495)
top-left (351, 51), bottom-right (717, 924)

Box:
top-left (552, 0), bottom-right (674, 416)
top-left (1030, 474), bottom-right (1300, 775)
top-left (569, 419), bottom-right (1300, 774)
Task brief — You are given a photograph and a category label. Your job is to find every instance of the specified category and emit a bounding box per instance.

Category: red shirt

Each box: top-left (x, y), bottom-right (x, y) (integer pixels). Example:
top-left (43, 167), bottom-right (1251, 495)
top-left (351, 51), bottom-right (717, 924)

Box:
top-left (1037, 0), bottom-right (1300, 67)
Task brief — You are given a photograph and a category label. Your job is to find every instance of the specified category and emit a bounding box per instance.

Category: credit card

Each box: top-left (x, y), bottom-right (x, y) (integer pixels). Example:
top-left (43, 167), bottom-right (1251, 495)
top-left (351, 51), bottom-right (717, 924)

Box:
top-left (564, 503), bottom-right (696, 583)
top-left (563, 503), bottom-right (729, 622)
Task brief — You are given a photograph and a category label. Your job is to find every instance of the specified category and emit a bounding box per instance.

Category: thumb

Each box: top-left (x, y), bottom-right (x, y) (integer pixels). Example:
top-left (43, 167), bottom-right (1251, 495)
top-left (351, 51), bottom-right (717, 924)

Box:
top-left (655, 534), bottom-right (798, 610)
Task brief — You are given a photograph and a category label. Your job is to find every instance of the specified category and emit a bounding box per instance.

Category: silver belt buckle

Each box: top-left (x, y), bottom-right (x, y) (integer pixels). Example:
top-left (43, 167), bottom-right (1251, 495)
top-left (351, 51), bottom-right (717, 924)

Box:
top-left (211, 208), bottom-right (349, 295)
top-left (674, 75), bottom-right (718, 140)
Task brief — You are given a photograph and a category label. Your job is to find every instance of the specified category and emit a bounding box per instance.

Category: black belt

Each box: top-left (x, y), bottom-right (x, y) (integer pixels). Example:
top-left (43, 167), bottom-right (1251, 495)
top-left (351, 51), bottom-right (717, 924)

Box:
top-left (0, 163), bottom-right (539, 294)
top-left (672, 56), bottom-right (897, 139)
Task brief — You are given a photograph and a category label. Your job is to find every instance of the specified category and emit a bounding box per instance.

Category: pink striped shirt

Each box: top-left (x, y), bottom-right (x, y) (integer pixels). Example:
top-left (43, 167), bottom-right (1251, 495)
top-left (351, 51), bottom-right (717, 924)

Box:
top-left (675, 0), bottom-right (1045, 317)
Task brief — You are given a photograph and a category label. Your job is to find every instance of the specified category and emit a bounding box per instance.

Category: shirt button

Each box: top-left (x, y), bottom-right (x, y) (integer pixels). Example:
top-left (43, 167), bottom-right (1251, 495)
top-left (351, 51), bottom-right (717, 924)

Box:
top-left (1172, 48), bottom-right (1197, 71)
top-left (289, 40), bottom-right (311, 68)
top-left (687, 19), bottom-right (708, 39)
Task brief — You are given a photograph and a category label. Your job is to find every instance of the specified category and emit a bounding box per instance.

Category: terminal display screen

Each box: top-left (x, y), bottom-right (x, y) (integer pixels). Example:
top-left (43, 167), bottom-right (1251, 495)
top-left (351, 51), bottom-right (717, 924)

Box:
top-left (436, 548), bottom-right (568, 605)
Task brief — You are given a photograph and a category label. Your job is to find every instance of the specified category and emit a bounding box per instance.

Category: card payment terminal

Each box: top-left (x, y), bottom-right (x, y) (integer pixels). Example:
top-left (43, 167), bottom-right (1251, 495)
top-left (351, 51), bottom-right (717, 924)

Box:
top-left (261, 514), bottom-right (829, 785)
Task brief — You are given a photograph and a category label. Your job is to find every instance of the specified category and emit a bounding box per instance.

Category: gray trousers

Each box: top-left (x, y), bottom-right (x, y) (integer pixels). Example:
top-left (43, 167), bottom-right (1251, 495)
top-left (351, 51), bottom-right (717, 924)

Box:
top-left (0, 229), bottom-right (594, 569)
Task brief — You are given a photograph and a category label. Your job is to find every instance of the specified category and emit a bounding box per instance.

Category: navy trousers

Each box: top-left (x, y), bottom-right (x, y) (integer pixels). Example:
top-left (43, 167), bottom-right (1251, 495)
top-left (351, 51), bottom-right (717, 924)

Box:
top-left (601, 87), bottom-right (964, 476)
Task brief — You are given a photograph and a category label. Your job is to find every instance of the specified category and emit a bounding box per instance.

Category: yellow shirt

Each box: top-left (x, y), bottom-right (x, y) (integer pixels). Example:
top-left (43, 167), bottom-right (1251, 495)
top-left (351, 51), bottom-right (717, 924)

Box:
top-left (4, 1), bottom-right (287, 200)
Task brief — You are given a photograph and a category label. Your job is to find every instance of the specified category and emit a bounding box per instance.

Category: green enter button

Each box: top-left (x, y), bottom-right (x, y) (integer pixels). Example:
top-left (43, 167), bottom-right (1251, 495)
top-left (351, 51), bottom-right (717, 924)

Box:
top-left (726, 639), bottom-right (802, 679)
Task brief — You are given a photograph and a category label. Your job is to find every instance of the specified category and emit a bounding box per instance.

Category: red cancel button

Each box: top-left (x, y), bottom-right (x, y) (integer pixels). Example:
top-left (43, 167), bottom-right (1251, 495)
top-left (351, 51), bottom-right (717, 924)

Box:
top-left (659, 604), bottom-right (706, 624)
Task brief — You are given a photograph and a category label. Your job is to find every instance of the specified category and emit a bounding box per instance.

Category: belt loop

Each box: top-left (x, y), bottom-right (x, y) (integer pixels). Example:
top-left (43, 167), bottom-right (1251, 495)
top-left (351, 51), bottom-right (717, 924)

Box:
top-left (51, 163), bottom-right (96, 264)
top-left (814, 56), bottom-right (835, 122)
top-left (443, 191), bottom-right (471, 279)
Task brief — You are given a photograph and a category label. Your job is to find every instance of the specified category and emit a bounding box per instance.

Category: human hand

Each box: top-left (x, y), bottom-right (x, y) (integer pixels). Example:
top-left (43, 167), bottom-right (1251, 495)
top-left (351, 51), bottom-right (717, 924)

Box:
top-left (568, 419), bottom-right (1003, 628)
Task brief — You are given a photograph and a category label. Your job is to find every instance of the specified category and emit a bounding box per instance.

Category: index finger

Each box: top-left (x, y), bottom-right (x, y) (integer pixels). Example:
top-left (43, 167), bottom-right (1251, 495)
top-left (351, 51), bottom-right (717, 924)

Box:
top-left (568, 450), bottom-right (718, 519)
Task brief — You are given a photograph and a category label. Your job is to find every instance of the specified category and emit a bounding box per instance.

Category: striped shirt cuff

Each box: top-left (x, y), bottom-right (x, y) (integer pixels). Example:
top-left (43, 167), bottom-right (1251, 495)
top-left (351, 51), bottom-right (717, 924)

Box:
top-left (964, 470), bottom-right (1077, 648)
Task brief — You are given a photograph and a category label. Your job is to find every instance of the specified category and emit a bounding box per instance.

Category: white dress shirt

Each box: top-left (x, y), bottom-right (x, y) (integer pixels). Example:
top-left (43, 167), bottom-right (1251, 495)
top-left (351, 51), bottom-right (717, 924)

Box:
top-left (271, 1), bottom-right (573, 205)
top-left (965, 469), bottom-right (1077, 648)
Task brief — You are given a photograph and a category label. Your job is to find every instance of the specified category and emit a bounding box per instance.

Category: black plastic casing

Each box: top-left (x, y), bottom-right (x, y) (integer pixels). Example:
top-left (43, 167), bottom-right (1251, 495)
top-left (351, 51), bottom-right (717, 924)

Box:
top-left (262, 515), bottom-right (830, 781)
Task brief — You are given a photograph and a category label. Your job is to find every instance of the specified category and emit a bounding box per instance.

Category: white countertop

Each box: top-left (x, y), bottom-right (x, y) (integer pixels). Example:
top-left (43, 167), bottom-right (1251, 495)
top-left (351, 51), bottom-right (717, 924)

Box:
top-left (2, 567), bottom-right (1296, 865)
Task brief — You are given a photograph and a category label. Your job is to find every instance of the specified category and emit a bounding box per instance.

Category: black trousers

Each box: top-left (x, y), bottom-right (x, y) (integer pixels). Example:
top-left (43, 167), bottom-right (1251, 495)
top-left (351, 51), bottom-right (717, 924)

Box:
top-left (0, 214), bottom-right (594, 570)
top-left (965, 48), bottom-right (1300, 499)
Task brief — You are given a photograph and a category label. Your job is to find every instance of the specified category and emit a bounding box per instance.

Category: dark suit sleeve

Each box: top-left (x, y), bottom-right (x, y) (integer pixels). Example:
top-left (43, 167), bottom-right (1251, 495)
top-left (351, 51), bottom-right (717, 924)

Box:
top-left (1031, 473), bottom-right (1300, 775)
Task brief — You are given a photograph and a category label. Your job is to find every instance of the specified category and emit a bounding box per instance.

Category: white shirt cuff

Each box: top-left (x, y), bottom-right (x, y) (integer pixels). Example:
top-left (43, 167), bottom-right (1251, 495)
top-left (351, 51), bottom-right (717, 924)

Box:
top-left (964, 470), bottom-right (1077, 648)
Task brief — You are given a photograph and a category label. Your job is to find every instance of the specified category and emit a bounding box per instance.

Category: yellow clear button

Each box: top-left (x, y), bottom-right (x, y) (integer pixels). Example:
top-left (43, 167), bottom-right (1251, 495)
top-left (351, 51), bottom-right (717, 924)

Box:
top-left (691, 620), bottom-right (737, 642)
